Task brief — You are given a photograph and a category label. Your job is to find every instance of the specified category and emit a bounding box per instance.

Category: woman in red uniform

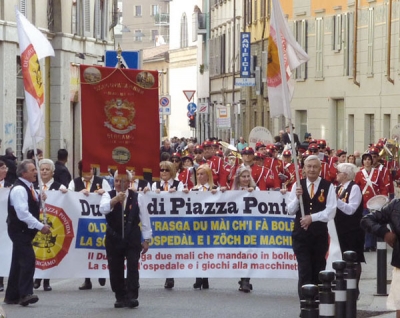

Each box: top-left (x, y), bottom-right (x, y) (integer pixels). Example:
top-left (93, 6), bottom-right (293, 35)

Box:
top-left (170, 153), bottom-right (194, 190)
top-left (355, 153), bottom-right (388, 251)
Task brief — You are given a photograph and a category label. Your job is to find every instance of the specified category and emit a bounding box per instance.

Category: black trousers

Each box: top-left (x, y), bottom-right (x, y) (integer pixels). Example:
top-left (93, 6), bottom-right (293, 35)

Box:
top-left (5, 231), bottom-right (36, 301)
top-left (105, 235), bottom-right (141, 301)
top-left (292, 230), bottom-right (329, 301)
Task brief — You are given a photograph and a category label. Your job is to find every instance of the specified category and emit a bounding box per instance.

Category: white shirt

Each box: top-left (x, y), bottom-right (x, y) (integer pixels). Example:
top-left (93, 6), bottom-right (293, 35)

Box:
top-left (99, 191), bottom-right (152, 240)
top-left (336, 181), bottom-right (362, 216)
top-left (10, 177), bottom-right (44, 231)
top-left (287, 177), bottom-right (337, 222)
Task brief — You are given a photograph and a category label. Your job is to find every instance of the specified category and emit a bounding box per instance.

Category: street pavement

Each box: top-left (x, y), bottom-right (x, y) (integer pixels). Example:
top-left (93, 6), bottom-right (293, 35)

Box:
top-left (0, 247), bottom-right (396, 318)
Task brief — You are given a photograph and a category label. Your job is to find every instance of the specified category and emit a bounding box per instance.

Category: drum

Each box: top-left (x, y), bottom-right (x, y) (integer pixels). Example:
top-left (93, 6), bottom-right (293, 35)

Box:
top-left (366, 195), bottom-right (389, 212)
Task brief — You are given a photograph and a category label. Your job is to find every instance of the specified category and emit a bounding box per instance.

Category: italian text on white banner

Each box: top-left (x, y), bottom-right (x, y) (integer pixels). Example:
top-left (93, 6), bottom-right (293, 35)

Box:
top-left (0, 189), bottom-right (298, 279)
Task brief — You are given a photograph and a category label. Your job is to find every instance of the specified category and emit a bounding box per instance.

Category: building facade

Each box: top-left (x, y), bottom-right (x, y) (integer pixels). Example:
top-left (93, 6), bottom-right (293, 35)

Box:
top-left (230, 0), bottom-right (400, 152)
top-left (0, 0), bottom-right (115, 176)
top-left (121, 0), bottom-right (170, 51)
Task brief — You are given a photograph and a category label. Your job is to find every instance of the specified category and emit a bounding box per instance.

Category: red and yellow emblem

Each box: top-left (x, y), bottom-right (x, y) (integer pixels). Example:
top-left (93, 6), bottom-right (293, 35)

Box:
top-left (21, 44), bottom-right (44, 106)
top-left (104, 99), bottom-right (136, 134)
top-left (267, 27), bottom-right (289, 88)
top-left (33, 204), bottom-right (74, 270)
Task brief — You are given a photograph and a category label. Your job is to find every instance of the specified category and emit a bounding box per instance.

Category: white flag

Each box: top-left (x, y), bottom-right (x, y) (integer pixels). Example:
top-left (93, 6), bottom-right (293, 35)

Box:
top-left (15, 8), bottom-right (55, 152)
top-left (267, 0), bottom-right (309, 119)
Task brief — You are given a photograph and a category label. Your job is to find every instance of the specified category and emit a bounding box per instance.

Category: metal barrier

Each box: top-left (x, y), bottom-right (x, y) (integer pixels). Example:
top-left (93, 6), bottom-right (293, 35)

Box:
top-left (300, 251), bottom-right (361, 318)
top-left (343, 251), bottom-right (358, 318)
top-left (318, 271), bottom-right (335, 318)
top-left (376, 237), bottom-right (388, 296)
top-left (332, 260), bottom-right (346, 318)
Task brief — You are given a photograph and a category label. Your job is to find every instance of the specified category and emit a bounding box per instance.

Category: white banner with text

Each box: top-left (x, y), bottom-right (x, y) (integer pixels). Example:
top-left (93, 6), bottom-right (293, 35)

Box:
top-left (0, 189), bottom-right (298, 279)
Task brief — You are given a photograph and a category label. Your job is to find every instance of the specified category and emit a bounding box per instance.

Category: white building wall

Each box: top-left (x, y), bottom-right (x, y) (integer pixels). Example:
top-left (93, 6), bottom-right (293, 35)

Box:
top-left (167, 0), bottom-right (202, 138)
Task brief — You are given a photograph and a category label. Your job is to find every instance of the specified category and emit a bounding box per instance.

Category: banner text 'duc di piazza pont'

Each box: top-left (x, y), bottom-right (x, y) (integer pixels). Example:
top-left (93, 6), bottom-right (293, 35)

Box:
top-left (0, 189), bottom-right (298, 279)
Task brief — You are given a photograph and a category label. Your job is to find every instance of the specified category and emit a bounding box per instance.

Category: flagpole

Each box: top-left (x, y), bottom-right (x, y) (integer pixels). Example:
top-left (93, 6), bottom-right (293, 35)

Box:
top-left (273, 0), bottom-right (305, 218)
top-left (31, 137), bottom-right (47, 224)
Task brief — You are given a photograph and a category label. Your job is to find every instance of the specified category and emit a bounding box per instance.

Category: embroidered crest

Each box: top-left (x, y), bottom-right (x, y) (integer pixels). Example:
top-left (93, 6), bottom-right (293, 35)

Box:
top-left (104, 99), bottom-right (136, 134)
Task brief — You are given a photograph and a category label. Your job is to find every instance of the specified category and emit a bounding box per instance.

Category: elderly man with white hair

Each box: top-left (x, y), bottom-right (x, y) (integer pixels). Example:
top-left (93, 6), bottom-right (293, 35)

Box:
top-left (334, 162), bottom-right (364, 298)
top-left (287, 155), bottom-right (337, 312)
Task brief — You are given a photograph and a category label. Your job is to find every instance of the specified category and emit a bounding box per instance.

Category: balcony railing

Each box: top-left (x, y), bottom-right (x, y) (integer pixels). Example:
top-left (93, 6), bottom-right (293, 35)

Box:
top-left (154, 13), bottom-right (169, 25)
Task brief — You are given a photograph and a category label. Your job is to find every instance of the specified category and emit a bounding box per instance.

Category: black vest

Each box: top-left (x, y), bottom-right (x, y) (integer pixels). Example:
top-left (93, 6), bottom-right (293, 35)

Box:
top-left (293, 178), bottom-right (331, 237)
top-left (73, 176), bottom-right (104, 192)
top-left (136, 179), bottom-right (149, 190)
top-left (156, 180), bottom-right (180, 191)
top-left (334, 181), bottom-right (364, 236)
top-left (7, 179), bottom-right (41, 237)
top-left (34, 180), bottom-right (63, 191)
top-left (105, 189), bottom-right (141, 248)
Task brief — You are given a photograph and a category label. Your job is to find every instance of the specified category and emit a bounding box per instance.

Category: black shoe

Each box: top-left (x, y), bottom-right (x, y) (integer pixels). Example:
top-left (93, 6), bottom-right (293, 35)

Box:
top-left (114, 300), bottom-right (125, 308)
top-left (164, 278), bottom-right (174, 289)
top-left (125, 298), bottom-right (139, 308)
top-left (193, 278), bottom-right (203, 289)
top-left (43, 285), bottom-right (52, 291)
top-left (0, 284), bottom-right (3, 292)
top-left (364, 247), bottom-right (371, 252)
top-left (238, 279), bottom-right (251, 293)
top-left (79, 281), bottom-right (92, 290)
top-left (370, 247), bottom-right (377, 252)
top-left (98, 278), bottom-right (106, 286)
top-left (4, 298), bottom-right (19, 305)
top-left (202, 278), bottom-right (209, 289)
top-left (33, 279), bottom-right (41, 289)
top-left (19, 294), bottom-right (39, 306)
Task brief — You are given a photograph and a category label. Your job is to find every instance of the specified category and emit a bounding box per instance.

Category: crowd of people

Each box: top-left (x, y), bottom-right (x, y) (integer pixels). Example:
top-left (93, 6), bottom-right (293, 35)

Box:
top-left (2, 129), bottom-right (400, 315)
top-left (159, 130), bottom-right (400, 315)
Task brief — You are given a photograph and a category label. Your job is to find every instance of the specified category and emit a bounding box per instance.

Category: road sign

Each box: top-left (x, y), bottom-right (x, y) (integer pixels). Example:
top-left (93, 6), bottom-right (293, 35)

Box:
top-left (198, 102), bottom-right (209, 114)
top-left (159, 95), bottom-right (170, 107)
top-left (104, 50), bottom-right (142, 69)
top-left (235, 78), bottom-right (256, 87)
top-left (160, 106), bottom-right (171, 115)
top-left (183, 90), bottom-right (196, 102)
top-left (187, 102), bottom-right (197, 114)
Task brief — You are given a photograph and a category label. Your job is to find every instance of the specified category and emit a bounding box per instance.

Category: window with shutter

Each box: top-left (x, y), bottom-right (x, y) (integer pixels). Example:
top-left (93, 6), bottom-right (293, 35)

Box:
top-left (343, 12), bottom-right (354, 77)
top-left (367, 8), bottom-right (374, 77)
top-left (315, 17), bottom-right (324, 79)
top-left (19, 0), bottom-right (27, 16)
top-left (94, 0), bottom-right (101, 39)
top-left (221, 34), bottom-right (226, 74)
top-left (294, 20), bottom-right (308, 80)
top-left (84, 0), bottom-right (91, 37)
top-left (0, 0), bottom-right (4, 20)
top-left (180, 13), bottom-right (188, 48)
top-left (332, 14), bottom-right (342, 52)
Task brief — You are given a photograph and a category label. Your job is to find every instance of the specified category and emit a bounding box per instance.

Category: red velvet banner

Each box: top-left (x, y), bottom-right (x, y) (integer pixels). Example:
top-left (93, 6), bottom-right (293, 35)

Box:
top-left (80, 65), bottom-right (159, 180)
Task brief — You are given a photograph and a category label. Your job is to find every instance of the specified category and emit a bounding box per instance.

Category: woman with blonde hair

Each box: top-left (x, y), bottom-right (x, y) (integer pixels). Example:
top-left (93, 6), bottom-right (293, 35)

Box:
top-left (232, 165), bottom-right (259, 292)
top-left (186, 164), bottom-right (219, 289)
top-left (232, 166), bottom-right (259, 191)
top-left (151, 161), bottom-right (183, 289)
top-left (151, 161), bottom-right (183, 193)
